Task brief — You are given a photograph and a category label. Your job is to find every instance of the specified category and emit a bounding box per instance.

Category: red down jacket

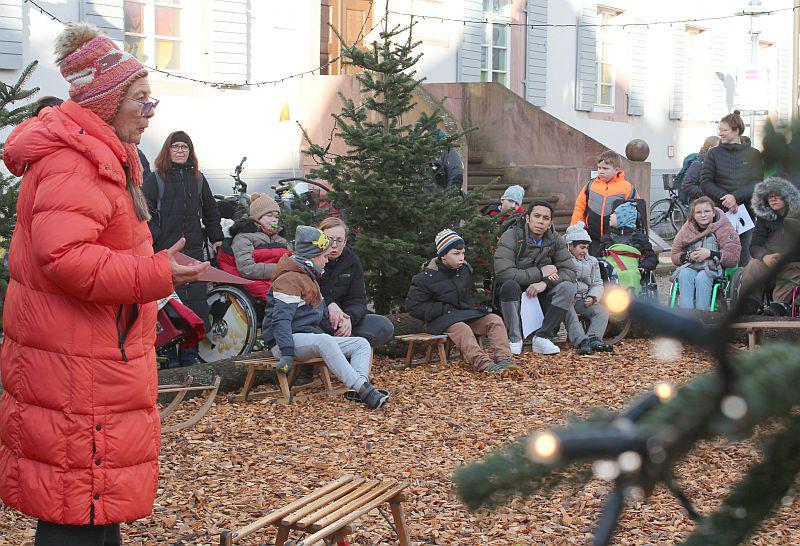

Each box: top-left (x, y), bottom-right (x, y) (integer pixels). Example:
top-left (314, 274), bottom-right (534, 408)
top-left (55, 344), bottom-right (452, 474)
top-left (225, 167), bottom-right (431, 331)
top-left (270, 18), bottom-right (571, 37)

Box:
top-left (217, 246), bottom-right (292, 300)
top-left (0, 101), bottom-right (173, 525)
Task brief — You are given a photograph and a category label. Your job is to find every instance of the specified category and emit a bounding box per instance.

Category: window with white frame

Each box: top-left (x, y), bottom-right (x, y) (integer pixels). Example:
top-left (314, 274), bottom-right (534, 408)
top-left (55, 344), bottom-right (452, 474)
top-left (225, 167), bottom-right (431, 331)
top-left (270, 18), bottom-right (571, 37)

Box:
top-left (124, 0), bottom-right (182, 71)
top-left (595, 7), bottom-right (621, 108)
top-left (481, 0), bottom-right (511, 87)
top-left (684, 26), bottom-right (711, 120)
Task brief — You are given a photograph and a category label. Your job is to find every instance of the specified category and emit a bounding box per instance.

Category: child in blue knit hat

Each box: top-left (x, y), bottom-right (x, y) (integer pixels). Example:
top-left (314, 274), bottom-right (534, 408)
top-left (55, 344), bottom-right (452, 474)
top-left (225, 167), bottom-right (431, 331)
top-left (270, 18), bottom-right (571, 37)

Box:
top-left (599, 200), bottom-right (659, 274)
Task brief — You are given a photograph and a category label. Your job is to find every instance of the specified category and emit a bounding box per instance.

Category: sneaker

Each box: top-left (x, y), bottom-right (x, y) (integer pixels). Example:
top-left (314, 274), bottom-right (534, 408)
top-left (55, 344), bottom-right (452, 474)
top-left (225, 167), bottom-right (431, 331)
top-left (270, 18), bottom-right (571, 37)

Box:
top-left (530, 336), bottom-right (560, 355)
top-left (483, 361), bottom-right (507, 373)
top-left (496, 358), bottom-right (522, 371)
top-left (588, 336), bottom-right (613, 352)
top-left (509, 340), bottom-right (523, 355)
top-left (577, 339), bottom-right (594, 355)
top-left (358, 382), bottom-right (390, 409)
top-left (763, 302), bottom-right (788, 317)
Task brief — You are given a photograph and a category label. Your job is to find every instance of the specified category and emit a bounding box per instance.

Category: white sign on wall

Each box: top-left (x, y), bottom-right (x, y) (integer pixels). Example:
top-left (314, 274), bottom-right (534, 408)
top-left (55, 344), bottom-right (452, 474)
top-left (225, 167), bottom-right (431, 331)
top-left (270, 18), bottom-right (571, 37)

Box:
top-left (736, 64), bottom-right (770, 111)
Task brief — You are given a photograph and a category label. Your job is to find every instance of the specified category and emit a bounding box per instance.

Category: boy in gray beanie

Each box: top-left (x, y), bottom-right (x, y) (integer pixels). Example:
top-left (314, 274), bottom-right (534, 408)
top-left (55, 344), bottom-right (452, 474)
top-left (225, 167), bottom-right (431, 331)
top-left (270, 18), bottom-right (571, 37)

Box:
top-left (262, 225), bottom-right (390, 409)
top-left (563, 222), bottom-right (612, 355)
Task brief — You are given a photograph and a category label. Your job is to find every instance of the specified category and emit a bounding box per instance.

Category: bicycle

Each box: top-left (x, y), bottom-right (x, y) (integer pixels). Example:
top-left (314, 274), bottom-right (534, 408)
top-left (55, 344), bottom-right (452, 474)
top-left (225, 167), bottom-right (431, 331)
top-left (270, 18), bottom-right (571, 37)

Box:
top-left (648, 173), bottom-right (688, 241)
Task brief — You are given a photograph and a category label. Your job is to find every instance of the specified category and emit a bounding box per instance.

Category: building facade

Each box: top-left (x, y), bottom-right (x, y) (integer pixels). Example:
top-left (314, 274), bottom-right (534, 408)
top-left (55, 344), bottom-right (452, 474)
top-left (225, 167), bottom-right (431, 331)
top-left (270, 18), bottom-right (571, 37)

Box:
top-left (0, 0), bottom-right (794, 195)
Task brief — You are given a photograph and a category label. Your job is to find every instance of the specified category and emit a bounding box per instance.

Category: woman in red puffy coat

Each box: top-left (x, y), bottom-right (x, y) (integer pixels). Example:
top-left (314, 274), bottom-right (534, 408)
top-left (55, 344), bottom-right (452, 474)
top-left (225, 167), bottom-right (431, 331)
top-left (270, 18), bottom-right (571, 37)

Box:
top-left (0, 23), bottom-right (207, 545)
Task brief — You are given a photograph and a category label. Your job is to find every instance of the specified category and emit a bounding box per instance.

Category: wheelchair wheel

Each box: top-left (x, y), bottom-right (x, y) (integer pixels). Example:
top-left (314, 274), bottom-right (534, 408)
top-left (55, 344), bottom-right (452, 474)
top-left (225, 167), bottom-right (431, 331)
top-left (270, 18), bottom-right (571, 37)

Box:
top-left (198, 285), bottom-right (258, 363)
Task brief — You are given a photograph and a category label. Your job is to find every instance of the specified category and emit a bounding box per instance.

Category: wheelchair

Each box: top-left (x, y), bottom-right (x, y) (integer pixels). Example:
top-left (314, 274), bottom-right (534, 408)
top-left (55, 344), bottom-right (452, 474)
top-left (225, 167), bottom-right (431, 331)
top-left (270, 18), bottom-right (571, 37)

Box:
top-left (668, 266), bottom-right (738, 312)
top-left (728, 266), bottom-right (800, 317)
top-left (594, 259), bottom-right (658, 345)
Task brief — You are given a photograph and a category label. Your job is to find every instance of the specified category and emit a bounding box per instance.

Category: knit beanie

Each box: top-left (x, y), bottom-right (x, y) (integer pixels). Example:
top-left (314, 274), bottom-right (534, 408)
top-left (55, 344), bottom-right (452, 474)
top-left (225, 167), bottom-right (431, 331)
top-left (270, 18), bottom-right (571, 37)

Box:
top-left (501, 185), bottom-right (525, 206)
top-left (435, 229), bottom-right (464, 257)
top-left (565, 221), bottom-right (592, 244)
top-left (294, 225), bottom-right (332, 259)
top-left (55, 23), bottom-right (148, 122)
top-left (613, 201), bottom-right (638, 229)
top-left (170, 130), bottom-right (194, 150)
top-left (249, 193), bottom-right (280, 221)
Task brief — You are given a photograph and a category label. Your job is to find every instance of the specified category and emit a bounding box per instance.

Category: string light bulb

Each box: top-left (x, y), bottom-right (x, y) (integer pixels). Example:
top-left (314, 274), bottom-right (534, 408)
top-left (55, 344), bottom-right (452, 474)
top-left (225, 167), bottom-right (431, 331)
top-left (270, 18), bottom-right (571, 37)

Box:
top-left (527, 431), bottom-right (559, 463)
top-left (654, 381), bottom-right (675, 402)
top-left (604, 286), bottom-right (632, 314)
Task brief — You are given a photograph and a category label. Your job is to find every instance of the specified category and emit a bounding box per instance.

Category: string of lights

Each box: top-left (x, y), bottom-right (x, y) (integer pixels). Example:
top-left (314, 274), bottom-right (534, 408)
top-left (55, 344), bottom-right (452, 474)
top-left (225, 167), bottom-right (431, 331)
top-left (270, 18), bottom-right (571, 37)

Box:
top-left (22, 0), bottom-right (384, 89)
top-left (387, 5), bottom-right (798, 29)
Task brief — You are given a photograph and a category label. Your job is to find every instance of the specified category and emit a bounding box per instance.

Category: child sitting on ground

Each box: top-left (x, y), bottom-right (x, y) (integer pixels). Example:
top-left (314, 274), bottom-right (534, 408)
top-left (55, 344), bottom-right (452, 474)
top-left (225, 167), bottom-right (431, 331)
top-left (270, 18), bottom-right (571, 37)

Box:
top-left (262, 225), bottom-right (389, 409)
top-left (562, 222), bottom-right (612, 355)
top-left (406, 229), bottom-right (519, 373)
top-left (599, 200), bottom-right (658, 290)
top-left (217, 193), bottom-right (291, 301)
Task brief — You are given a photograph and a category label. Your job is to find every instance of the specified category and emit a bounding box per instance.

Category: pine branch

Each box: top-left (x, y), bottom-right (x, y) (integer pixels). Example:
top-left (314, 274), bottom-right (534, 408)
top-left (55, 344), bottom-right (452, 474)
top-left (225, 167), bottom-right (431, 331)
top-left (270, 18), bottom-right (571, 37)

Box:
top-left (682, 414), bottom-right (800, 545)
top-left (454, 344), bottom-right (800, 511)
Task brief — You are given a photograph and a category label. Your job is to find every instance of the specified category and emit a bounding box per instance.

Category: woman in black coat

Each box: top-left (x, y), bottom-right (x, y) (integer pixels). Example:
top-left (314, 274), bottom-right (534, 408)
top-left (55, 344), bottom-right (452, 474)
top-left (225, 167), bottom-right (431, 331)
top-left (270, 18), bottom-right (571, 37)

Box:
top-left (318, 217), bottom-right (394, 347)
top-left (700, 111), bottom-right (764, 264)
top-left (143, 131), bottom-right (223, 366)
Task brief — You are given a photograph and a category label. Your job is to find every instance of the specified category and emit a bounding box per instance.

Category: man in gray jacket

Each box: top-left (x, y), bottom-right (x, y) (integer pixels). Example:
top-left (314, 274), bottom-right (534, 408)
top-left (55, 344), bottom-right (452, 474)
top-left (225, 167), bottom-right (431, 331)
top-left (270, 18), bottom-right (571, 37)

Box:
top-left (493, 200), bottom-right (578, 355)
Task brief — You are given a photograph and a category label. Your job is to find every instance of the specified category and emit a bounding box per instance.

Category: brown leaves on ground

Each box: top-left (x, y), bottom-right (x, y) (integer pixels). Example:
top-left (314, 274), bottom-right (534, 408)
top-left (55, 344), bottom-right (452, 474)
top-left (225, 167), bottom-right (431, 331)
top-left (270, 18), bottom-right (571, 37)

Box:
top-left (2, 340), bottom-right (799, 545)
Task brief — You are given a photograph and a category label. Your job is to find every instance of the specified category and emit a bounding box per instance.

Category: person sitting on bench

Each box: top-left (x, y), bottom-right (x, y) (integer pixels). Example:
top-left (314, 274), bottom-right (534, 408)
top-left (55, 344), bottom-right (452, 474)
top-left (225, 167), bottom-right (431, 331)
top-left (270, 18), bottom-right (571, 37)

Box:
top-left (740, 177), bottom-right (800, 316)
top-left (262, 226), bottom-right (390, 409)
top-left (406, 229), bottom-right (518, 373)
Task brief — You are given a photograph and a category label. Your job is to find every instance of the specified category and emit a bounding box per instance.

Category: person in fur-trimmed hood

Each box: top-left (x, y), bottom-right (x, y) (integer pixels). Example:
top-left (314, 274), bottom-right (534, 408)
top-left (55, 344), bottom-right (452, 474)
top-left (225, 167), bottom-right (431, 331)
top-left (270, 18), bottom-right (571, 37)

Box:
top-left (739, 176), bottom-right (800, 315)
top-left (216, 193), bottom-right (291, 301)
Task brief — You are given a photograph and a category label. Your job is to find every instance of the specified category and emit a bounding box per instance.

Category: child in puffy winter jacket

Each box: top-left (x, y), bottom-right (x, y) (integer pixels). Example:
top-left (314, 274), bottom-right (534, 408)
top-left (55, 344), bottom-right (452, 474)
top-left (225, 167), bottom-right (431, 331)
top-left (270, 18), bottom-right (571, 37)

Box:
top-left (262, 226), bottom-right (390, 409)
top-left (598, 200), bottom-right (658, 291)
top-left (217, 193), bottom-right (291, 301)
top-left (562, 223), bottom-right (612, 355)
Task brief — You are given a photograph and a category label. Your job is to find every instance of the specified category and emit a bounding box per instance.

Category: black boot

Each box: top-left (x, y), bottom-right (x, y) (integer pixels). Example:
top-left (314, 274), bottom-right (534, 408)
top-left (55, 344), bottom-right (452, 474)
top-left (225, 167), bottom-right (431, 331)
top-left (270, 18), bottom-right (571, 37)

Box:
top-left (577, 339), bottom-right (594, 355)
top-left (588, 336), bottom-right (613, 352)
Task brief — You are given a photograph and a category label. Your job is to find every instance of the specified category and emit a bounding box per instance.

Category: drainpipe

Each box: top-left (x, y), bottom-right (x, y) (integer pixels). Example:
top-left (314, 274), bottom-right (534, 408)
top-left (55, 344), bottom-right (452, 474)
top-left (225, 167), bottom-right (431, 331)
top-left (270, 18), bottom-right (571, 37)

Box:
top-left (793, 0), bottom-right (799, 120)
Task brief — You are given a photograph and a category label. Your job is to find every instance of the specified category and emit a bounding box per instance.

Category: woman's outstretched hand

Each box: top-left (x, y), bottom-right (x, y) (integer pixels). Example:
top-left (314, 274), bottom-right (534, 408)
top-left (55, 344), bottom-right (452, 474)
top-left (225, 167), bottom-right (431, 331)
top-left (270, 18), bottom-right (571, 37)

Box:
top-left (168, 238), bottom-right (210, 286)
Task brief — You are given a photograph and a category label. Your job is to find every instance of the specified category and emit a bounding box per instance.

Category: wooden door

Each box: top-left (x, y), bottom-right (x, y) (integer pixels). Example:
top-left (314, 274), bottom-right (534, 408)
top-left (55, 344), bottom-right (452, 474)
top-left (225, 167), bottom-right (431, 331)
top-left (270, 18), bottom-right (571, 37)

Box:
top-left (320, 0), bottom-right (373, 75)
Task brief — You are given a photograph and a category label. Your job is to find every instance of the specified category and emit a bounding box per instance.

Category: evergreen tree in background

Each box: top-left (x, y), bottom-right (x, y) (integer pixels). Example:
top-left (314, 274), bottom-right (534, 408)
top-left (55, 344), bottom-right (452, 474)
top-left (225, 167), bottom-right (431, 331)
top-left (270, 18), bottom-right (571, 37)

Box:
top-left (0, 61), bottom-right (38, 326)
top-left (301, 7), bottom-right (490, 313)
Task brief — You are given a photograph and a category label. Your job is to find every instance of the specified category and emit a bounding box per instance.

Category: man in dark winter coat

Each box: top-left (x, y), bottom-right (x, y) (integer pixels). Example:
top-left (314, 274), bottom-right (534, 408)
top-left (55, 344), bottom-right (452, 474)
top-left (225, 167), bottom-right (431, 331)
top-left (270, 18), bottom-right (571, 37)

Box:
top-left (740, 177), bottom-right (800, 316)
top-left (493, 201), bottom-right (578, 355)
top-left (143, 131), bottom-right (223, 365)
top-left (700, 111), bottom-right (764, 264)
top-left (407, 229), bottom-right (517, 372)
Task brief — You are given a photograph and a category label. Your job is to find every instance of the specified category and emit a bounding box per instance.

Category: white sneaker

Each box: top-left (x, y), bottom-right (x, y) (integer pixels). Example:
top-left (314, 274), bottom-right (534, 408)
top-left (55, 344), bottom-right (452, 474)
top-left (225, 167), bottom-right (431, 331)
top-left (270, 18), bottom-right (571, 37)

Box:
top-left (531, 336), bottom-right (560, 355)
top-left (509, 340), bottom-right (523, 355)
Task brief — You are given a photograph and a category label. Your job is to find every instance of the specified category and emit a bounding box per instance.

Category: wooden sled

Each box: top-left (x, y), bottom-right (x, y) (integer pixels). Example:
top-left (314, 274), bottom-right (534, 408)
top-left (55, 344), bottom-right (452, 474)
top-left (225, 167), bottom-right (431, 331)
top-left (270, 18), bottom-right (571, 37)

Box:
top-left (158, 375), bottom-right (221, 433)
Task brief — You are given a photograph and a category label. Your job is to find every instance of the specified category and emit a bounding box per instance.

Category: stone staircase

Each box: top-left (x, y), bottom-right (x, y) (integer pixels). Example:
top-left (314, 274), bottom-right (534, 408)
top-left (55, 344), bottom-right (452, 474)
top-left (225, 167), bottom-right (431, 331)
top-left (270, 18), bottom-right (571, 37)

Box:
top-left (467, 151), bottom-right (573, 231)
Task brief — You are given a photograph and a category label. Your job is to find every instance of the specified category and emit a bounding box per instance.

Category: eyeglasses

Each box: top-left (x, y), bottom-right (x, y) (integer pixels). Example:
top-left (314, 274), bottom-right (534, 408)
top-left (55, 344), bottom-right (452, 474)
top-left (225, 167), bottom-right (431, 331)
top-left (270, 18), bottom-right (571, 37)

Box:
top-left (124, 96), bottom-right (159, 117)
top-left (170, 144), bottom-right (190, 152)
top-left (329, 237), bottom-right (346, 246)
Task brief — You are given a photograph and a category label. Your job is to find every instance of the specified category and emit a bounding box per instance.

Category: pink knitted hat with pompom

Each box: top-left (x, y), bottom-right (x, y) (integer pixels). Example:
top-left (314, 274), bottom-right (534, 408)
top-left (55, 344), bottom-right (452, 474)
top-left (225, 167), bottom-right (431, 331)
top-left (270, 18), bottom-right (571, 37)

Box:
top-left (55, 23), bottom-right (148, 122)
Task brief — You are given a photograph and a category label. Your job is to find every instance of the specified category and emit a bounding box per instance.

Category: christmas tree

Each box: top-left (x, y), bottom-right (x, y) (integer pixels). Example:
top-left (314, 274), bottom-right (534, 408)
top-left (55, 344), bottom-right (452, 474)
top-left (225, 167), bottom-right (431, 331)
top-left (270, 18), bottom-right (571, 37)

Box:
top-left (301, 3), bottom-right (491, 313)
top-left (453, 239), bottom-right (800, 545)
top-left (0, 60), bottom-right (39, 327)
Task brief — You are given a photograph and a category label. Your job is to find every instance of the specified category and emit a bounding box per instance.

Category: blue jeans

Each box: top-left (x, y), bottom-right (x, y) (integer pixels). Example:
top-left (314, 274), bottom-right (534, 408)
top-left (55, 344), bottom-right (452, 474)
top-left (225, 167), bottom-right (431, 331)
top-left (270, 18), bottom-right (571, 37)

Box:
top-left (678, 267), bottom-right (715, 310)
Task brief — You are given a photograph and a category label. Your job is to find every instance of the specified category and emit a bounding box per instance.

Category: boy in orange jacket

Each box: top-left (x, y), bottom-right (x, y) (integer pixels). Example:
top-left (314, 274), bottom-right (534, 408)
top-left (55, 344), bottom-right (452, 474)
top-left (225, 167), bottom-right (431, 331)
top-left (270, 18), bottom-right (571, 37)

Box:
top-left (570, 150), bottom-right (638, 256)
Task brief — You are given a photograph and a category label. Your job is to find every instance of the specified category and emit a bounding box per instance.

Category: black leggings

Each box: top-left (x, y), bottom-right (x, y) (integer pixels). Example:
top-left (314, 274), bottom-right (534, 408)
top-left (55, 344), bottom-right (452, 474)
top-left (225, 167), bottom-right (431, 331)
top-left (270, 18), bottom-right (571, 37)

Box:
top-left (35, 521), bottom-right (121, 546)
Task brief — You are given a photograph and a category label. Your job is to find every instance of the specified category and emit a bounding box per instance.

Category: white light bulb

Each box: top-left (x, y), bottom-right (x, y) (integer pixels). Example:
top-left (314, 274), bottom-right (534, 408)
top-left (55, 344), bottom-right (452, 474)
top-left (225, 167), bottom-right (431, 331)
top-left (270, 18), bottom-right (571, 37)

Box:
top-left (592, 460), bottom-right (620, 481)
top-left (527, 432), bottom-right (559, 463)
top-left (652, 338), bottom-right (681, 362)
top-left (721, 395), bottom-right (748, 420)
top-left (618, 451), bottom-right (643, 473)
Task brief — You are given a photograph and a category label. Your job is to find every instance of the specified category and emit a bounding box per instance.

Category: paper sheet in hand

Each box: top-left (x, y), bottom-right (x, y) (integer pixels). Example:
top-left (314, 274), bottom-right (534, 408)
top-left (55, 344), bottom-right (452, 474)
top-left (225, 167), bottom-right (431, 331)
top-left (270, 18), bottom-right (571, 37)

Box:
top-left (174, 252), bottom-right (250, 284)
top-left (725, 204), bottom-right (755, 235)
top-left (521, 293), bottom-right (544, 339)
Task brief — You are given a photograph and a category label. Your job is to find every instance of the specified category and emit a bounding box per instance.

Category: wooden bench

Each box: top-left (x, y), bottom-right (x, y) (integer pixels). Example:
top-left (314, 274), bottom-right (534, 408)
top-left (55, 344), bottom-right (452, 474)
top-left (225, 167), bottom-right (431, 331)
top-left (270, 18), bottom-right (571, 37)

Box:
top-left (219, 475), bottom-right (410, 546)
top-left (731, 321), bottom-right (800, 350)
top-left (394, 333), bottom-right (448, 369)
top-left (230, 356), bottom-right (346, 404)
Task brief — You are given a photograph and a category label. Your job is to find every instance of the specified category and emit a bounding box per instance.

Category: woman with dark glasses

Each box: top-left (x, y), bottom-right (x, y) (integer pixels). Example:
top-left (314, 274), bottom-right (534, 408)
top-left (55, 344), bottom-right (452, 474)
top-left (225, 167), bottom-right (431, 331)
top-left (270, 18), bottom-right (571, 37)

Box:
top-left (142, 130), bottom-right (224, 367)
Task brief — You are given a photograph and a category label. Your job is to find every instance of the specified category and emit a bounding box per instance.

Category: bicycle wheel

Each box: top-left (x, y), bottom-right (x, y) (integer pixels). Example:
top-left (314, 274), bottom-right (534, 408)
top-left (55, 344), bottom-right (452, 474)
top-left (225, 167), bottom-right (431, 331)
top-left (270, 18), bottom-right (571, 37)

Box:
top-left (198, 285), bottom-right (258, 363)
top-left (669, 203), bottom-right (688, 237)
top-left (649, 198), bottom-right (680, 241)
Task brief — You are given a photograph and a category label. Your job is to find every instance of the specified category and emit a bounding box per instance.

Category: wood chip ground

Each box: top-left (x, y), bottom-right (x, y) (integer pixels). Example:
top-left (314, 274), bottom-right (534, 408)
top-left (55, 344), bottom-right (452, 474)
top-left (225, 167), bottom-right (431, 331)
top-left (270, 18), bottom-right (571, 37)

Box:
top-left (2, 340), bottom-right (798, 545)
